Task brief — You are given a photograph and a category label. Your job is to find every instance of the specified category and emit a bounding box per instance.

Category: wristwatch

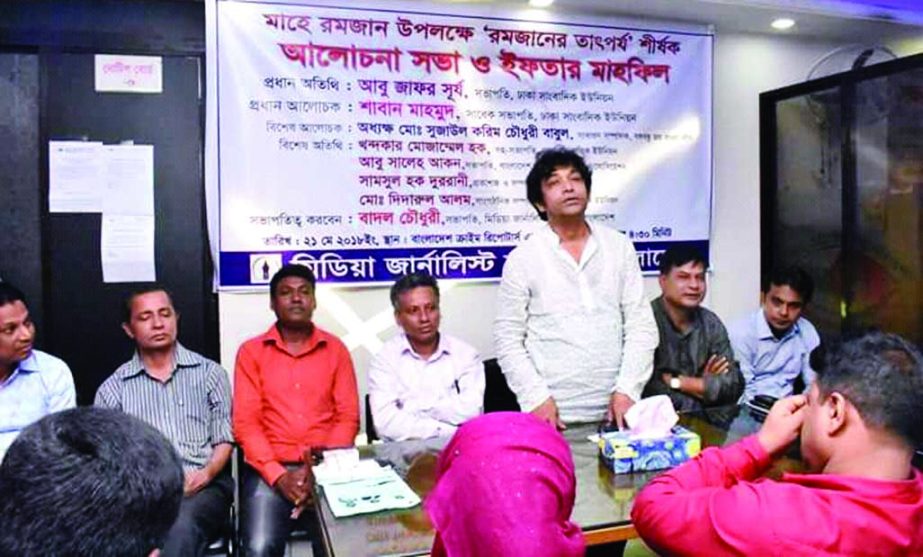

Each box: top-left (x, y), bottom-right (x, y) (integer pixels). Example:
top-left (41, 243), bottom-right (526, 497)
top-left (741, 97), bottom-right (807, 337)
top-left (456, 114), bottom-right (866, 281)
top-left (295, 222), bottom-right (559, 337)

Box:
top-left (669, 376), bottom-right (682, 390)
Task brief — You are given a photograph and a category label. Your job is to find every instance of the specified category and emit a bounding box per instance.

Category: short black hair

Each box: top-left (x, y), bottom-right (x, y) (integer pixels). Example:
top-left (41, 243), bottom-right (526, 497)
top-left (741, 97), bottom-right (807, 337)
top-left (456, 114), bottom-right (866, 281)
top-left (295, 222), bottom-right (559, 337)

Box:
top-left (815, 331), bottom-right (923, 448)
top-left (390, 273), bottom-right (440, 309)
top-left (658, 246), bottom-right (707, 275)
top-left (270, 264), bottom-right (317, 297)
top-left (0, 282), bottom-right (26, 308)
top-left (761, 266), bottom-right (814, 304)
top-left (526, 147), bottom-right (592, 221)
top-left (0, 407), bottom-right (184, 556)
top-left (122, 284), bottom-right (175, 323)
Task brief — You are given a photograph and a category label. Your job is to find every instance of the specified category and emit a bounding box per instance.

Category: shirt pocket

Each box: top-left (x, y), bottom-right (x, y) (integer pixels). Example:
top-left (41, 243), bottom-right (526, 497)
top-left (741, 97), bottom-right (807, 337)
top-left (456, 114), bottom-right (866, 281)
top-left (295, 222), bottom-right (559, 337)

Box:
top-left (182, 400), bottom-right (208, 426)
top-left (180, 404), bottom-right (209, 446)
top-left (177, 380), bottom-right (210, 443)
top-left (528, 285), bottom-right (583, 318)
top-left (18, 396), bottom-right (48, 427)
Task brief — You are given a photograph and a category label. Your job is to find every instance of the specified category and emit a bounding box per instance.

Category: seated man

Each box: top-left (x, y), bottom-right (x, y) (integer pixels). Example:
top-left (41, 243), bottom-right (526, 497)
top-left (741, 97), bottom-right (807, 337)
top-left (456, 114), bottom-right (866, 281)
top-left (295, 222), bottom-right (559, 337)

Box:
top-left (642, 247), bottom-right (743, 412)
top-left (0, 407), bottom-right (184, 556)
top-left (729, 266), bottom-right (820, 401)
top-left (95, 286), bottom-right (233, 557)
top-left (234, 264), bottom-right (359, 557)
top-left (369, 273), bottom-right (485, 441)
top-left (632, 331), bottom-right (923, 555)
top-left (0, 282), bottom-right (75, 461)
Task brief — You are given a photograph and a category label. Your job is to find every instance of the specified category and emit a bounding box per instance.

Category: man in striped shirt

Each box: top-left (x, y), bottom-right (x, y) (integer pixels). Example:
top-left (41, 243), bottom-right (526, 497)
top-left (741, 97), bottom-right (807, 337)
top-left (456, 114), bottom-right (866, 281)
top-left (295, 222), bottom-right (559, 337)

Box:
top-left (95, 286), bottom-right (233, 557)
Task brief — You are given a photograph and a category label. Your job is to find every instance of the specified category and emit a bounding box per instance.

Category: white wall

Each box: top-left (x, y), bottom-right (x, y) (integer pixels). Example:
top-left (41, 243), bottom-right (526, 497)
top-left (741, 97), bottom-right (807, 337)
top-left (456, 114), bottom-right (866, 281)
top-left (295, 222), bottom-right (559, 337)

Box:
top-left (709, 32), bottom-right (846, 321)
top-left (218, 28), bottom-right (857, 423)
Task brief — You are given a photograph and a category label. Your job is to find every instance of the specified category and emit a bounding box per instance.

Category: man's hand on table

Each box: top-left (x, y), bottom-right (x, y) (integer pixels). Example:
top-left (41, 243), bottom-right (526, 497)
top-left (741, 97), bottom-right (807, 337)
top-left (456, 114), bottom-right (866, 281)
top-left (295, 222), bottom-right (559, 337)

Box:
top-left (532, 396), bottom-right (566, 430)
top-left (757, 394), bottom-right (807, 457)
top-left (608, 392), bottom-right (635, 429)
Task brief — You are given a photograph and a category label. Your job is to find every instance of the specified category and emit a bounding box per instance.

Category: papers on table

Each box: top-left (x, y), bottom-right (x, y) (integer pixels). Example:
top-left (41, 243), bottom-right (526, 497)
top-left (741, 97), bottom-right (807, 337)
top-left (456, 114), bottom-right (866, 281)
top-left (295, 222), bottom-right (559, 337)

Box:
top-left (321, 467), bottom-right (421, 518)
top-left (315, 458), bottom-right (386, 486)
top-left (314, 450), bottom-right (421, 518)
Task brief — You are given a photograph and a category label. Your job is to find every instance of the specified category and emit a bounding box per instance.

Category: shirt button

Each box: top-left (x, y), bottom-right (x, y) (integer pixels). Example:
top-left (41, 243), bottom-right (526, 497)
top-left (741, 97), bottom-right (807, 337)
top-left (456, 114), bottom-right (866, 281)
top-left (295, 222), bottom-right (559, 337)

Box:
top-left (296, 384), bottom-right (300, 389)
top-left (178, 400), bottom-right (184, 406)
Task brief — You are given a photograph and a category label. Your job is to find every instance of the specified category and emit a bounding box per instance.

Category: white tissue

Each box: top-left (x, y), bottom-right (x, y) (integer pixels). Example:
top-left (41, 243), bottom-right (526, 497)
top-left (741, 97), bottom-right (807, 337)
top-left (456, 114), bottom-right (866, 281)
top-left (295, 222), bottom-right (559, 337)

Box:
top-left (625, 395), bottom-right (679, 439)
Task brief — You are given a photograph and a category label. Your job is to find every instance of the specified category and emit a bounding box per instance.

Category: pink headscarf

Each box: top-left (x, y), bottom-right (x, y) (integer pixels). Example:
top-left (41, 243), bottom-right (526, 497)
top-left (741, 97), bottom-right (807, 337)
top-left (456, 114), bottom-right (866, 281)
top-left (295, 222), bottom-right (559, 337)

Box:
top-left (425, 412), bottom-right (585, 557)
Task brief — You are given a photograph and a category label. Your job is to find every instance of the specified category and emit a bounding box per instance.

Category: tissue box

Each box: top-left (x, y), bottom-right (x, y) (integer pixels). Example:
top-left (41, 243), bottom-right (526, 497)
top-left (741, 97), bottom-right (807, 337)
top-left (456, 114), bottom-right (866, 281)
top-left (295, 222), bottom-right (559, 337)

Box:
top-left (598, 426), bottom-right (701, 474)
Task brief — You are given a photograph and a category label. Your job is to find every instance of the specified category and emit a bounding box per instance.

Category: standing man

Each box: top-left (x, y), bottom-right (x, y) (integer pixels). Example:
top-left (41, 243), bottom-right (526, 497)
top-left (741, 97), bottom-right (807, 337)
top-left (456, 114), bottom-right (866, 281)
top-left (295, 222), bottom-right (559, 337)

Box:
top-left (0, 282), bottom-right (75, 461)
top-left (234, 264), bottom-right (359, 557)
top-left (495, 147), bottom-right (658, 428)
top-left (642, 246), bottom-right (744, 412)
top-left (95, 286), bottom-right (233, 557)
top-left (369, 273), bottom-right (484, 441)
top-left (729, 266), bottom-right (820, 401)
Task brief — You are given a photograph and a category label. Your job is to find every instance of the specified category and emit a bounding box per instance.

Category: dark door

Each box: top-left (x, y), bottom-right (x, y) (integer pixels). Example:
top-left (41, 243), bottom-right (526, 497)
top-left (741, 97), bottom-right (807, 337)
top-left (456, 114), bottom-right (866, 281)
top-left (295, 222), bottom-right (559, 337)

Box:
top-left (41, 52), bottom-right (216, 404)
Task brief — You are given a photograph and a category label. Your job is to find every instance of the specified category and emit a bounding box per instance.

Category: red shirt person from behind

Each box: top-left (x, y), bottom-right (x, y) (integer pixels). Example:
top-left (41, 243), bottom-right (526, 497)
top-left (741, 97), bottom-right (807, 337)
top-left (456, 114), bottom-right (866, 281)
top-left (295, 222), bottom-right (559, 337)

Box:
top-left (632, 331), bottom-right (923, 556)
top-left (234, 264), bottom-right (359, 557)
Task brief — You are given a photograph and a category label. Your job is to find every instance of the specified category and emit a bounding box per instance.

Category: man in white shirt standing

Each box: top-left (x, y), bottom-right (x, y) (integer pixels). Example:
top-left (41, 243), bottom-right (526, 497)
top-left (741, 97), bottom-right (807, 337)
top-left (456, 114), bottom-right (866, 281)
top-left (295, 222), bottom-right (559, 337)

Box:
top-left (495, 147), bottom-right (658, 428)
top-left (369, 273), bottom-right (485, 441)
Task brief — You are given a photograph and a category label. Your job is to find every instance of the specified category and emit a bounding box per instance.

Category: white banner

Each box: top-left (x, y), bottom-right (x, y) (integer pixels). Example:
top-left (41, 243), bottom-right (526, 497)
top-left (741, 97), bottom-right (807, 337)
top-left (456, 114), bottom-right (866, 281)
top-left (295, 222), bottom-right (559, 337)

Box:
top-left (210, 0), bottom-right (713, 287)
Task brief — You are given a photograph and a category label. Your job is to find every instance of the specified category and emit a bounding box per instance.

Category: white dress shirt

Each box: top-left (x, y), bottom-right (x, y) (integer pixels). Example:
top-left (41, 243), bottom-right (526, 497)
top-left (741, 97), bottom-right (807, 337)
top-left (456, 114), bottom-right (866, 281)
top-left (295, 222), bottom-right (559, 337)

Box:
top-left (494, 223), bottom-right (658, 422)
top-left (729, 309), bottom-right (820, 401)
top-left (368, 332), bottom-right (485, 441)
top-left (0, 349), bottom-right (76, 461)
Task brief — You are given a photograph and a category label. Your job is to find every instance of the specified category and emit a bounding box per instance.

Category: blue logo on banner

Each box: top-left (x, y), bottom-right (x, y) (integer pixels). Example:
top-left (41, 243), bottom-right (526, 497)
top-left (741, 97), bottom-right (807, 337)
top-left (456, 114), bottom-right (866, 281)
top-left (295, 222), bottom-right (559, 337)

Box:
top-left (219, 240), bottom-right (708, 287)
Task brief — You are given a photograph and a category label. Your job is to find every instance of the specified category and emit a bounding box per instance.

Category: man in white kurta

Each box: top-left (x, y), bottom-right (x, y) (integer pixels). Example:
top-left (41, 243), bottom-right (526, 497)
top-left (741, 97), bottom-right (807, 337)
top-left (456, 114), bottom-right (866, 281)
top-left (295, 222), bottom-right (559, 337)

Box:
top-left (369, 273), bottom-right (485, 441)
top-left (494, 148), bottom-right (658, 426)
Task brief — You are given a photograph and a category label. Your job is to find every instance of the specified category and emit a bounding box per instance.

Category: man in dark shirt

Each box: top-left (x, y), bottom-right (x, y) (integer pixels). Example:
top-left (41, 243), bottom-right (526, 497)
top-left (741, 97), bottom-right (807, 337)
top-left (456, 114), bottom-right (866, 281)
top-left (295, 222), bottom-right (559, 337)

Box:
top-left (643, 246), bottom-right (743, 411)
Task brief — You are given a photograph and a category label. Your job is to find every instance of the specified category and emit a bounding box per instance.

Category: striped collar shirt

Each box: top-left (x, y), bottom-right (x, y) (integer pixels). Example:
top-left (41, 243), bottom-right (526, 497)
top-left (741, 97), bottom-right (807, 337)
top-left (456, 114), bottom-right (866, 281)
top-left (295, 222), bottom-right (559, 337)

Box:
top-left (94, 343), bottom-right (233, 471)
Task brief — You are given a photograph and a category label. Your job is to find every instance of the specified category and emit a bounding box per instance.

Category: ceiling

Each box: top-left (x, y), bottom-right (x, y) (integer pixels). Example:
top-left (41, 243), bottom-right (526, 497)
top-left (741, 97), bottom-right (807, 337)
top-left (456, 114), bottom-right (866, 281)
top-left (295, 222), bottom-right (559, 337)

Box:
top-left (433, 0), bottom-right (923, 42)
top-left (193, 0), bottom-right (923, 43)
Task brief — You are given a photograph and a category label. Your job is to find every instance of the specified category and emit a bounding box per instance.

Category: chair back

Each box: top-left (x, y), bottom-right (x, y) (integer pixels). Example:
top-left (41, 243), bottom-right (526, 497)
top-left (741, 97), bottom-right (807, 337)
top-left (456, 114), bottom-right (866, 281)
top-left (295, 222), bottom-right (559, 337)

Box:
top-left (483, 358), bottom-right (520, 413)
top-left (365, 393), bottom-right (379, 442)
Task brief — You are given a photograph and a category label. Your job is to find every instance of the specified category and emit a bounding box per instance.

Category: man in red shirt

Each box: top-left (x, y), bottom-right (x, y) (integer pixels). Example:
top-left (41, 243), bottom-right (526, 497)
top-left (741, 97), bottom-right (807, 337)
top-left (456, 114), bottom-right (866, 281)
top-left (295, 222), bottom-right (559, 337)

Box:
top-left (632, 331), bottom-right (923, 556)
top-left (234, 264), bottom-right (359, 557)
